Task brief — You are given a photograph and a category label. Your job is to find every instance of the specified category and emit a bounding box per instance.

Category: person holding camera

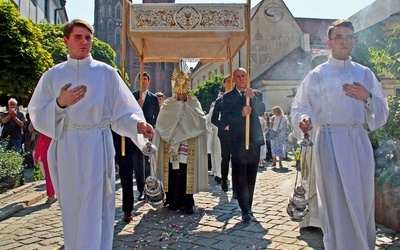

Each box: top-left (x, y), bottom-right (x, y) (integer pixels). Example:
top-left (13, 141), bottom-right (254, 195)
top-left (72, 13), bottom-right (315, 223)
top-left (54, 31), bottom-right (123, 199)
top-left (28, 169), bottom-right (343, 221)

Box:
top-left (1, 98), bottom-right (25, 152)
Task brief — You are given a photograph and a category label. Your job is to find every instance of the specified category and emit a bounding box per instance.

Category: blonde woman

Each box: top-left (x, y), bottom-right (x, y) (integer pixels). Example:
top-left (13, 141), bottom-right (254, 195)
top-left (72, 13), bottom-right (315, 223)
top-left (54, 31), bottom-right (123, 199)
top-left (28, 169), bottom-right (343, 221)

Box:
top-left (269, 106), bottom-right (288, 167)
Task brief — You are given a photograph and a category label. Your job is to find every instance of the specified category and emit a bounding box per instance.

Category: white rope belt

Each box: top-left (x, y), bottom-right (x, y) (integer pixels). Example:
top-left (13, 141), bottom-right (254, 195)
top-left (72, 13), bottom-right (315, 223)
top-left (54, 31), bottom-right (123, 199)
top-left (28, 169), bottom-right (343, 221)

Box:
top-left (64, 123), bottom-right (113, 195)
top-left (321, 124), bottom-right (365, 133)
top-left (64, 123), bottom-right (110, 130)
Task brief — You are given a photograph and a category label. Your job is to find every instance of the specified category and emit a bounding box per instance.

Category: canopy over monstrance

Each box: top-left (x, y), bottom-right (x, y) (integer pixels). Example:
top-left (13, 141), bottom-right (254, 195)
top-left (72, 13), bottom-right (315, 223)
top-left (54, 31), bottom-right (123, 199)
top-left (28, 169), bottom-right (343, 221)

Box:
top-left (120, 1), bottom-right (252, 153)
top-left (126, 2), bottom-right (250, 63)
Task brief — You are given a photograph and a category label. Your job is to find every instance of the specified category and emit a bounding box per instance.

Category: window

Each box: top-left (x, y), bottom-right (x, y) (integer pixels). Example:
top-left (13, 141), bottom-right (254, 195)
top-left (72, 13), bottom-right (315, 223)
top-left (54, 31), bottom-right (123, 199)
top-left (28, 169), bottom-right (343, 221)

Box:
top-left (162, 79), bottom-right (166, 93)
top-left (44, 0), bottom-right (49, 20)
top-left (220, 64), bottom-right (224, 75)
top-left (396, 88), bottom-right (400, 96)
top-left (160, 62), bottom-right (166, 70)
top-left (116, 7), bottom-right (121, 19)
top-left (116, 32), bottom-right (121, 45)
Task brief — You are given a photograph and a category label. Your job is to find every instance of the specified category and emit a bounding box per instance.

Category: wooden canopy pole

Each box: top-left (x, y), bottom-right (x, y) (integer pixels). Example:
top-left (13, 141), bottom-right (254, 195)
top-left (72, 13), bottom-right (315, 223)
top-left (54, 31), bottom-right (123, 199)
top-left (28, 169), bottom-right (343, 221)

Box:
top-left (245, 0), bottom-right (251, 150)
top-left (139, 40), bottom-right (145, 98)
top-left (227, 40), bottom-right (233, 91)
top-left (120, 0), bottom-right (129, 156)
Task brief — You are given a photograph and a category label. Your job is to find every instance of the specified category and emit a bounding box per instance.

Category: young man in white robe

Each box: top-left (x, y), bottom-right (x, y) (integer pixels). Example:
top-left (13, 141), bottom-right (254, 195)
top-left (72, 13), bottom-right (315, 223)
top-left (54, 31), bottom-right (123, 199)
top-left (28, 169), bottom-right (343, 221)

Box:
top-left (291, 19), bottom-right (388, 250)
top-left (28, 19), bottom-right (154, 250)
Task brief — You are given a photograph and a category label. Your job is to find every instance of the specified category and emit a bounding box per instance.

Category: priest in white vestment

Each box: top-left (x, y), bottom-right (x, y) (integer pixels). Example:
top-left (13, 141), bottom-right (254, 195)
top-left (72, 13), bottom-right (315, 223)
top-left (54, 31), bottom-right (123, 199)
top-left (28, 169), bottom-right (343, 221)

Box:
top-left (28, 19), bottom-right (153, 250)
top-left (291, 19), bottom-right (388, 250)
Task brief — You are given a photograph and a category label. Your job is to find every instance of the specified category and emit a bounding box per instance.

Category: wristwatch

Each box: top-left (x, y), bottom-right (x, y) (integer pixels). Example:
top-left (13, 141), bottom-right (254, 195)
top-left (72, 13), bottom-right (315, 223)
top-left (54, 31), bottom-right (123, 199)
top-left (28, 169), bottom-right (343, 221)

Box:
top-left (364, 92), bottom-right (372, 106)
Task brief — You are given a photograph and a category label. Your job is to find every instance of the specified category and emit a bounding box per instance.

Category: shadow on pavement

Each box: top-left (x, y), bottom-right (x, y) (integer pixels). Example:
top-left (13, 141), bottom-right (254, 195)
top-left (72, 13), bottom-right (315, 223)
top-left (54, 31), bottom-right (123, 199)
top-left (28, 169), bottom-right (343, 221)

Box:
top-left (298, 227), bottom-right (325, 249)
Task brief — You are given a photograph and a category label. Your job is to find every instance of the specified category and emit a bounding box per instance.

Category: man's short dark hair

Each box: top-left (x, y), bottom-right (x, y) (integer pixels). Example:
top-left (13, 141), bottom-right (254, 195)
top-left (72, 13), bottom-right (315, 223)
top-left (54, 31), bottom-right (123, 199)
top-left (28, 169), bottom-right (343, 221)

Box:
top-left (63, 19), bottom-right (94, 39)
top-left (327, 19), bottom-right (354, 40)
top-left (138, 72), bottom-right (151, 81)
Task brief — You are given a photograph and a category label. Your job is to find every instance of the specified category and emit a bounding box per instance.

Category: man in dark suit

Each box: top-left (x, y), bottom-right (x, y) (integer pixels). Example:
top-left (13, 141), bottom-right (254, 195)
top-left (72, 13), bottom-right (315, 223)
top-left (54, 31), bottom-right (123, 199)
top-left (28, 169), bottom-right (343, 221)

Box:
top-left (132, 72), bottom-right (160, 200)
top-left (115, 72), bottom-right (160, 222)
top-left (211, 75), bottom-right (237, 197)
top-left (222, 68), bottom-right (265, 222)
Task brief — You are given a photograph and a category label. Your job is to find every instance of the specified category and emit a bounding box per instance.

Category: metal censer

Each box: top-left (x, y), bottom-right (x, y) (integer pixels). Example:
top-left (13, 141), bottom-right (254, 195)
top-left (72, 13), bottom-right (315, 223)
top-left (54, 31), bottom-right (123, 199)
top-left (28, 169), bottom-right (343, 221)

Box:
top-left (286, 133), bottom-right (313, 222)
top-left (142, 141), bottom-right (166, 208)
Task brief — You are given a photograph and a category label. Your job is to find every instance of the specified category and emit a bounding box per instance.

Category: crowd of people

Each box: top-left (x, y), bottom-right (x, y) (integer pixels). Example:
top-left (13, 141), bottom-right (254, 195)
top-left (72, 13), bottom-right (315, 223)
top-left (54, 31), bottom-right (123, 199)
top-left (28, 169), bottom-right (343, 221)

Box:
top-left (0, 18), bottom-right (386, 249)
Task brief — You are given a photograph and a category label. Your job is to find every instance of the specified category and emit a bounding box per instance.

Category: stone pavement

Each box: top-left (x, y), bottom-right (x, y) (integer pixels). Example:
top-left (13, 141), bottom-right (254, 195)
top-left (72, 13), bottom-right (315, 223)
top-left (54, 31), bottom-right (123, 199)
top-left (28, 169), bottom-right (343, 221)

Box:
top-left (0, 160), bottom-right (399, 249)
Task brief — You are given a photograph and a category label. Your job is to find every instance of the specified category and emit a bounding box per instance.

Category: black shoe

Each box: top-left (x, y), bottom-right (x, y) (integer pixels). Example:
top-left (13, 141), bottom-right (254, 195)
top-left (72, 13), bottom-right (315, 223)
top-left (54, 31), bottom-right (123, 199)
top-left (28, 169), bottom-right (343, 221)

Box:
top-left (214, 176), bottom-right (222, 183)
top-left (221, 181), bottom-right (228, 192)
top-left (123, 212), bottom-right (132, 222)
top-left (138, 192), bottom-right (145, 201)
top-left (242, 213), bottom-right (251, 222)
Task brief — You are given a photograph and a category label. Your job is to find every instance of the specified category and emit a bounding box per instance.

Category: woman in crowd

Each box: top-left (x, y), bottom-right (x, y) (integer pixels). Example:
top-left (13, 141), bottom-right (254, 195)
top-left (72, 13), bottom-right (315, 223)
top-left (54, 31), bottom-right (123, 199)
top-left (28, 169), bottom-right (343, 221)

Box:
top-left (269, 106), bottom-right (288, 167)
top-left (34, 132), bottom-right (55, 204)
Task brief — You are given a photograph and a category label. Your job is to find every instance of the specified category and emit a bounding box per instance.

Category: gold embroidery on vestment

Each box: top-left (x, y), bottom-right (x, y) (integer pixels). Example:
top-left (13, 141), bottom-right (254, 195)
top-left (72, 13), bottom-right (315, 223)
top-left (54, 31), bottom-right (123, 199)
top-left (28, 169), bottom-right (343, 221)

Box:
top-left (163, 139), bottom-right (196, 194)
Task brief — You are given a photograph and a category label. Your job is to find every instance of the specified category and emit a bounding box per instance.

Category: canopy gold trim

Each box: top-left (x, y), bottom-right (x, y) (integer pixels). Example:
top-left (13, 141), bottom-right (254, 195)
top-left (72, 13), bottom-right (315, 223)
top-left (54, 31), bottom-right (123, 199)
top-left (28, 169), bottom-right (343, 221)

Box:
top-left (127, 3), bottom-right (249, 63)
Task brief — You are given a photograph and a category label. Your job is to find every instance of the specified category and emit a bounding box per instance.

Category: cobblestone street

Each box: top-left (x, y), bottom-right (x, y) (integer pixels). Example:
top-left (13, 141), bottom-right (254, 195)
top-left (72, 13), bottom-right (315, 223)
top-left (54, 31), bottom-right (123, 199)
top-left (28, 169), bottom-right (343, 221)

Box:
top-left (0, 160), bottom-right (399, 249)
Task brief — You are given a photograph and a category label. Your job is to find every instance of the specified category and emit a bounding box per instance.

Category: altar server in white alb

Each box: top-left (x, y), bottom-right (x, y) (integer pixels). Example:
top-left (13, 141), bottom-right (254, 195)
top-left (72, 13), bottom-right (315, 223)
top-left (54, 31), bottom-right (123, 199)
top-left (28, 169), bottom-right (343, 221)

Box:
top-left (28, 19), bottom-right (154, 250)
top-left (291, 19), bottom-right (388, 250)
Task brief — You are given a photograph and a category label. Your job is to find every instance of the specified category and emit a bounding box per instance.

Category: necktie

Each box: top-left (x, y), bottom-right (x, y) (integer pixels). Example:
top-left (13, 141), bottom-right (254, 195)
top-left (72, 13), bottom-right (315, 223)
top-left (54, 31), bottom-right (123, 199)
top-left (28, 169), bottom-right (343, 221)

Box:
top-left (240, 91), bottom-right (245, 97)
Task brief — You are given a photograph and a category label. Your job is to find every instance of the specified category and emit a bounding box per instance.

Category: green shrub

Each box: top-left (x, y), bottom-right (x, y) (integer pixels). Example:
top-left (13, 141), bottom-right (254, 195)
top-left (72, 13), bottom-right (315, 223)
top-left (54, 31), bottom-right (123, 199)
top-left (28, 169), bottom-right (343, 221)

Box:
top-left (0, 143), bottom-right (25, 192)
top-left (369, 95), bottom-right (400, 192)
top-left (293, 148), bottom-right (301, 162)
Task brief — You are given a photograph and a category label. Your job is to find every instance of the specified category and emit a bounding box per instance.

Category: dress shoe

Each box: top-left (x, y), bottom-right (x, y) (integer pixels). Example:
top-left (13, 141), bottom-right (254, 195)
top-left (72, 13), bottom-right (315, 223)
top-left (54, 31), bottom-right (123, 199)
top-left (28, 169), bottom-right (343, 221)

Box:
top-left (214, 176), bottom-right (222, 183)
top-left (242, 213), bottom-right (251, 222)
top-left (123, 212), bottom-right (132, 222)
top-left (221, 181), bottom-right (228, 192)
top-left (138, 192), bottom-right (145, 201)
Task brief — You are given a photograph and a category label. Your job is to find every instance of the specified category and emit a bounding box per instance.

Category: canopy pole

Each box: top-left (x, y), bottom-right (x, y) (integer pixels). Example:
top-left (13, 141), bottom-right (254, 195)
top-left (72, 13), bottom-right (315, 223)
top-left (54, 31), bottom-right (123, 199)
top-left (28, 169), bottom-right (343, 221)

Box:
top-left (139, 39), bottom-right (145, 97)
top-left (227, 40), bottom-right (233, 91)
top-left (245, 0), bottom-right (251, 150)
top-left (120, 0), bottom-right (129, 156)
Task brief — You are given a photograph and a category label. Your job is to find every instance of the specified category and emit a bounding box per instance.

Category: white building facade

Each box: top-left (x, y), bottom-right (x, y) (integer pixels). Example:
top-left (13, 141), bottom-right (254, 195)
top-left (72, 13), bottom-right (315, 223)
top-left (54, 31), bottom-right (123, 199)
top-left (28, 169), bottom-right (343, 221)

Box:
top-left (9, 0), bottom-right (68, 24)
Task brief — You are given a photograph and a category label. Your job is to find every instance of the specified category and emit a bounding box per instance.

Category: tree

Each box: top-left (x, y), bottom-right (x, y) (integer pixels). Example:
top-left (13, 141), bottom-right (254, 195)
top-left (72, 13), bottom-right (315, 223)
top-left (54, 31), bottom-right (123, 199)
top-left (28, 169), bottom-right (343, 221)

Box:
top-left (0, 9), bottom-right (126, 107)
top-left (368, 24), bottom-right (400, 81)
top-left (191, 74), bottom-right (224, 113)
top-left (0, 2), bottom-right (53, 106)
top-left (37, 22), bottom-right (67, 65)
top-left (364, 23), bottom-right (400, 192)
top-left (351, 24), bottom-right (388, 77)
